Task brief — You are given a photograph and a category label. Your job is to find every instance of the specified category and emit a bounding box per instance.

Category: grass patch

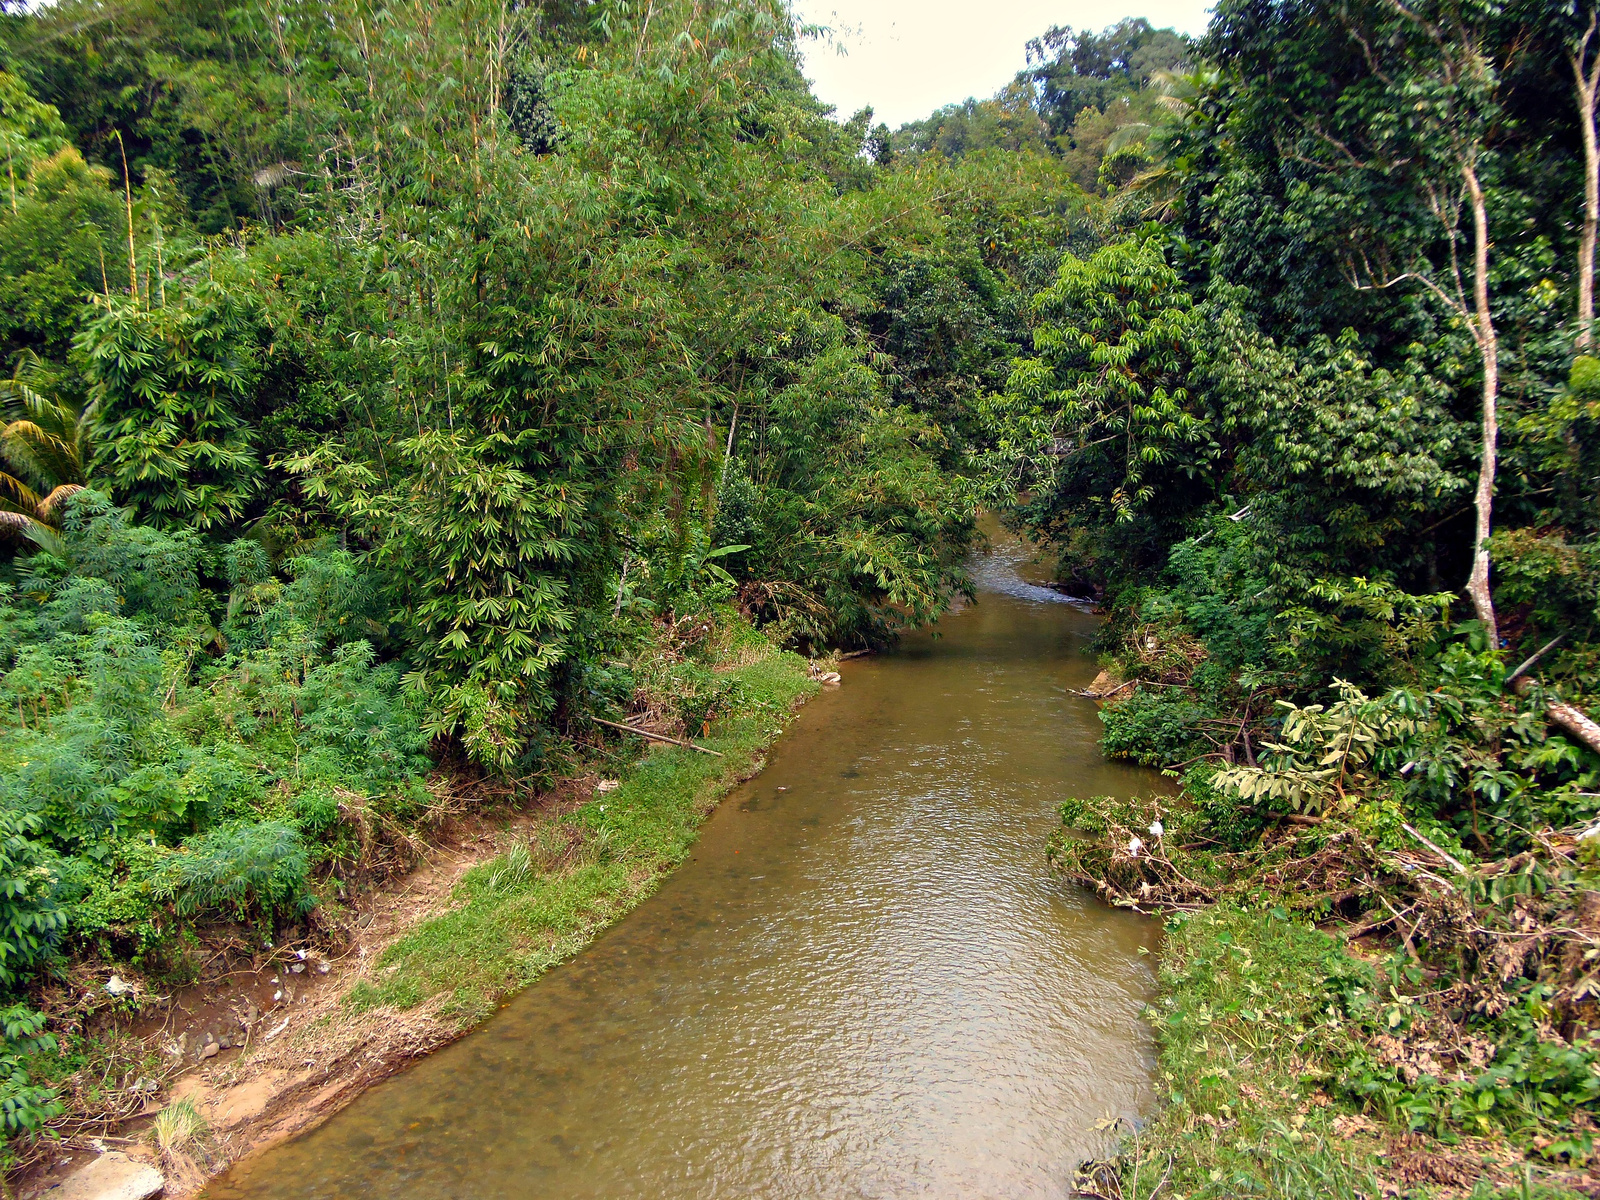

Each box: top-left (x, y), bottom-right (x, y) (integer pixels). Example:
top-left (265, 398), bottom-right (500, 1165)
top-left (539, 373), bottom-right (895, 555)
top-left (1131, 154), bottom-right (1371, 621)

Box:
top-left (1097, 905), bottom-right (1593, 1200)
top-left (346, 643), bottom-right (817, 1026)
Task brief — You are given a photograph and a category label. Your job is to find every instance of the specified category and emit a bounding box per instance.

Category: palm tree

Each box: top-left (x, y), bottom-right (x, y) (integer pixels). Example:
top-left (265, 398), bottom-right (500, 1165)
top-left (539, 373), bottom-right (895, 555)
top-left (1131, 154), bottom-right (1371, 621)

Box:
top-left (0, 352), bottom-right (94, 554)
top-left (1103, 67), bottom-right (1225, 219)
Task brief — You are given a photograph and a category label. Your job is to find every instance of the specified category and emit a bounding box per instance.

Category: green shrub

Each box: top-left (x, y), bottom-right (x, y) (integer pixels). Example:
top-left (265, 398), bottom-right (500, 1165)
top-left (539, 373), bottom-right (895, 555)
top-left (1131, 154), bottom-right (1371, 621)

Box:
top-left (0, 1005), bottom-right (61, 1142)
top-left (1099, 687), bottom-right (1212, 766)
top-left (50, 491), bottom-right (205, 626)
top-left (59, 837), bottom-right (170, 947)
top-left (1569, 354), bottom-right (1600, 398)
top-left (177, 750), bottom-right (268, 829)
top-left (157, 820), bottom-right (313, 921)
top-left (292, 786), bottom-right (340, 836)
top-left (0, 810), bottom-right (65, 991)
top-left (1183, 765), bottom-right (1263, 851)
top-left (1057, 794), bottom-right (1112, 836)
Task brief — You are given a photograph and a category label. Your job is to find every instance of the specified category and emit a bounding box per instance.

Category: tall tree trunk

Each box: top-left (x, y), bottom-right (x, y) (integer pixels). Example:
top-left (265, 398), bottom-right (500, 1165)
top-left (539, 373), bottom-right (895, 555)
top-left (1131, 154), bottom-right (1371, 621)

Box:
top-left (1573, 14), bottom-right (1600, 351)
top-left (1463, 161), bottom-right (1498, 647)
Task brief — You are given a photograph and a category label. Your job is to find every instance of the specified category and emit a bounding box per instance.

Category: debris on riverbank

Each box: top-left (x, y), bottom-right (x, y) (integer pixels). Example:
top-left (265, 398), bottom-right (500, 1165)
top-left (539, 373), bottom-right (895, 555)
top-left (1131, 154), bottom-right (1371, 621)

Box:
top-left (1051, 789), bottom-right (1600, 1198)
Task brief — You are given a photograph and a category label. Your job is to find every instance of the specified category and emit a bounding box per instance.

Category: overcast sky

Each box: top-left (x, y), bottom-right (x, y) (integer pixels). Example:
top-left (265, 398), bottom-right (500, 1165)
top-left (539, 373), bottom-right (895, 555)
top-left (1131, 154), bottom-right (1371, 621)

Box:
top-left (793, 0), bottom-right (1214, 129)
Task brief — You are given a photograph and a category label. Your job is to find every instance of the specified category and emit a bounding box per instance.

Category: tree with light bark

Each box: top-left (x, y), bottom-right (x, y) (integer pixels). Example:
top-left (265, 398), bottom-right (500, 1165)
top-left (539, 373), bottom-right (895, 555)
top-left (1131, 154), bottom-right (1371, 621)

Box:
top-left (1568, 5), bottom-right (1600, 352)
top-left (1311, 0), bottom-right (1504, 645)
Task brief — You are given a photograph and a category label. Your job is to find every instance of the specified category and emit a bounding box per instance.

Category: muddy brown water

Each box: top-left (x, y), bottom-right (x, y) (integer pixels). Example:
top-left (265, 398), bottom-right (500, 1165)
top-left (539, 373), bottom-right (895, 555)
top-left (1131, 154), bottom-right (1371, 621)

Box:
top-left (208, 534), bottom-right (1162, 1200)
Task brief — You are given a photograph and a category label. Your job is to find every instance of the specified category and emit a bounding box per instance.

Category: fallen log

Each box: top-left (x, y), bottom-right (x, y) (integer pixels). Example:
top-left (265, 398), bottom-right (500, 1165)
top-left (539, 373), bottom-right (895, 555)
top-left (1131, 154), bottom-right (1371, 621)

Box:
top-left (1506, 638), bottom-right (1600, 756)
top-left (1548, 700), bottom-right (1600, 757)
top-left (592, 717), bottom-right (725, 757)
top-left (1070, 677), bottom-right (1136, 700)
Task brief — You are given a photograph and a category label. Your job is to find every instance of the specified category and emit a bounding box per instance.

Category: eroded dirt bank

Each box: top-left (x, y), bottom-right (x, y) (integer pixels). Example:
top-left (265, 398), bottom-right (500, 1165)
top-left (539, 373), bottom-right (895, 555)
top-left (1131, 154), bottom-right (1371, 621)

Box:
top-left (24, 644), bottom-right (821, 1199)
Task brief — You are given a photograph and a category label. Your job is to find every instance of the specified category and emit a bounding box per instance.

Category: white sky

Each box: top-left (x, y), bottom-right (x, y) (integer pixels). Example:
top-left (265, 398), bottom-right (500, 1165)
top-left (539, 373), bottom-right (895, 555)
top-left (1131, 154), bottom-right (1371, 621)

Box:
top-left (794, 0), bottom-right (1214, 129)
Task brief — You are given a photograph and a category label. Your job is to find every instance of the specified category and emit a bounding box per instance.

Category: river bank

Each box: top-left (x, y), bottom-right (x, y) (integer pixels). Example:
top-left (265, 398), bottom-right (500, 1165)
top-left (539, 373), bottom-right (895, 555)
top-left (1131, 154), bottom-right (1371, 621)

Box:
top-left (1078, 903), bottom-right (1600, 1199)
top-left (1053, 782), bottom-right (1600, 1198)
top-left (20, 619), bottom-right (820, 1199)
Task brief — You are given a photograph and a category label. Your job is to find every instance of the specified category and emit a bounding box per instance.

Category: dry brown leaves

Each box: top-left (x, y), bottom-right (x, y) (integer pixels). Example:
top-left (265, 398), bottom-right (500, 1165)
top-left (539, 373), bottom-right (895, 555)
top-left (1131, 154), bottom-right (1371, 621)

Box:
top-left (1123, 622), bottom-right (1209, 685)
top-left (1382, 1133), bottom-right (1488, 1189)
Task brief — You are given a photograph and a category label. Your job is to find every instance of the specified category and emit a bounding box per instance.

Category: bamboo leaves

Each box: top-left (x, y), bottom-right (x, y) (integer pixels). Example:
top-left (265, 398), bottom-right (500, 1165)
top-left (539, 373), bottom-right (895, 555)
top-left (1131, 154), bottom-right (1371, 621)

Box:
top-left (80, 286), bottom-right (261, 531)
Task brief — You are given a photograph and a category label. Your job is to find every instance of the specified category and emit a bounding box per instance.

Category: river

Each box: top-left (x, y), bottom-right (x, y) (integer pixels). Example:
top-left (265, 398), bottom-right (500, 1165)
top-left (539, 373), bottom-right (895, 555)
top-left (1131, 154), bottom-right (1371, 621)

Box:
top-left (207, 531), bottom-right (1160, 1200)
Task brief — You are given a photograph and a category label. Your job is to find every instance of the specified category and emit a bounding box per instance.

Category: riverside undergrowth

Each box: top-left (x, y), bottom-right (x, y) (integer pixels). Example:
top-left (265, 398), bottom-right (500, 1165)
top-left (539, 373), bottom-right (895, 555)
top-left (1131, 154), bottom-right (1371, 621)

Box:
top-left (345, 624), bottom-right (817, 1025)
top-left (1053, 759), bottom-right (1600, 1198)
top-left (1075, 901), bottom-right (1598, 1200)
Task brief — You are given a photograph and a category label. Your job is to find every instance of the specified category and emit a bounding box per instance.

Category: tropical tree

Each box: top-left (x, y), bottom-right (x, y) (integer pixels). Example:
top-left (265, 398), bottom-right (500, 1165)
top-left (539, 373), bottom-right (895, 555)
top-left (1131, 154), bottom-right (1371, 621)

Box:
top-left (981, 236), bottom-right (1210, 575)
top-left (0, 351), bottom-right (91, 551)
top-left (0, 70), bottom-right (67, 213)
top-left (1565, 3), bottom-right (1600, 352)
top-left (1101, 66), bottom-right (1226, 218)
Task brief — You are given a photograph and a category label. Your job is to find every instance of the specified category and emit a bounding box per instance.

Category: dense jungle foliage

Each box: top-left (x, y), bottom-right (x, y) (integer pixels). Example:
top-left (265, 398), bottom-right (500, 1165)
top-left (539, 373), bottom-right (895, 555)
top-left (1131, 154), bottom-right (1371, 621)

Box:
top-left (0, 0), bottom-right (1597, 1187)
top-left (959, 0), bottom-right (1600, 1191)
top-left (0, 0), bottom-right (1091, 1156)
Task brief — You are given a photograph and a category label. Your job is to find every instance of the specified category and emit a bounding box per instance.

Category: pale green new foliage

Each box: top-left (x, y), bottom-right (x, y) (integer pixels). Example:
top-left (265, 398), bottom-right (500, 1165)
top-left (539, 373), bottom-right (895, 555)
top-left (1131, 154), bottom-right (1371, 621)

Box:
top-left (984, 235), bottom-right (1208, 524)
top-left (1213, 680), bottom-right (1428, 815)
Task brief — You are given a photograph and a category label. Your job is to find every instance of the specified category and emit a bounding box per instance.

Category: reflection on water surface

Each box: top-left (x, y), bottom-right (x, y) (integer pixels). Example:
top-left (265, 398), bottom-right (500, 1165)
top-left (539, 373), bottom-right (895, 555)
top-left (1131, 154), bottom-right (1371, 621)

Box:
top-left (209, 532), bottom-right (1159, 1200)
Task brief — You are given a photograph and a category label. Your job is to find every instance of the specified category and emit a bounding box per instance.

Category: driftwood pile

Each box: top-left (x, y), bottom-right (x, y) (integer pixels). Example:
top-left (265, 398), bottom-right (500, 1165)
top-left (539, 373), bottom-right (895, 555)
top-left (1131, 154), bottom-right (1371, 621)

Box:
top-left (1052, 803), bottom-right (1600, 1042)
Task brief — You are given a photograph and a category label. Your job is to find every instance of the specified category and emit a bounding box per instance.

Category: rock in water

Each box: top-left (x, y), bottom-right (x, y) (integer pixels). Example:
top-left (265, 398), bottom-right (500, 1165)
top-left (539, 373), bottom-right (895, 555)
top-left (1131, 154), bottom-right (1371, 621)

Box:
top-left (1084, 669), bottom-right (1125, 701)
top-left (44, 1152), bottom-right (163, 1200)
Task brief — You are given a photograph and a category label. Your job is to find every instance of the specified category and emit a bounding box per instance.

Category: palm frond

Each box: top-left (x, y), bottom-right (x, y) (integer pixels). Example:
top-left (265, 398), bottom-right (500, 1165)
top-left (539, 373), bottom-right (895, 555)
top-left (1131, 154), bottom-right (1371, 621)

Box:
top-left (75, 394), bottom-right (102, 464)
top-left (0, 471), bottom-right (44, 514)
top-left (36, 484), bottom-right (84, 520)
top-left (0, 354), bottom-right (91, 491)
top-left (1106, 123), bottom-right (1154, 154)
top-left (0, 509), bottom-right (63, 555)
top-left (0, 350), bottom-right (50, 423)
top-left (3, 420), bottom-right (80, 491)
